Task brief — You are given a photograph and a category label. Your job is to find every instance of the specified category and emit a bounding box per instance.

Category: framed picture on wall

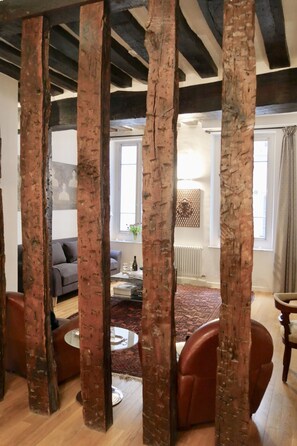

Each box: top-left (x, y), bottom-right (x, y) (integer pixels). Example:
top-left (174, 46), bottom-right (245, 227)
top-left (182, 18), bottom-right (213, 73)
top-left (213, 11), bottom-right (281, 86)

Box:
top-left (176, 189), bottom-right (201, 228)
top-left (18, 159), bottom-right (77, 211)
top-left (51, 161), bottom-right (77, 210)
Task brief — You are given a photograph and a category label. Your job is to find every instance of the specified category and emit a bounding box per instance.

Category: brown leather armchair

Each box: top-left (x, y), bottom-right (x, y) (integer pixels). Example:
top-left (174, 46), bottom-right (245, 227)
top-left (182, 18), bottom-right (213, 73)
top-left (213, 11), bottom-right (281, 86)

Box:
top-left (5, 292), bottom-right (80, 384)
top-left (177, 318), bottom-right (273, 429)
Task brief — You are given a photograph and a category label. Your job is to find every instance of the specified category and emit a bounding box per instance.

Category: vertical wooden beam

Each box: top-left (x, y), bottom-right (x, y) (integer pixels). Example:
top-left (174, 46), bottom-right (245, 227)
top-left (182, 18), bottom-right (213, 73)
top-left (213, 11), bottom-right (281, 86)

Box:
top-left (77, 0), bottom-right (112, 431)
top-left (0, 187), bottom-right (6, 401)
top-left (141, 0), bottom-right (178, 444)
top-left (216, 0), bottom-right (256, 444)
top-left (20, 16), bottom-right (59, 414)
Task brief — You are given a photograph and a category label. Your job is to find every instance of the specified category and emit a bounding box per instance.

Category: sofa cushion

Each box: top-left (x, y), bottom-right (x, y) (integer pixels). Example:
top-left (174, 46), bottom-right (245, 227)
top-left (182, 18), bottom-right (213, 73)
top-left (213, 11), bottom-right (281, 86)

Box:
top-left (52, 243), bottom-right (67, 265)
top-left (63, 241), bottom-right (78, 263)
top-left (53, 263), bottom-right (77, 286)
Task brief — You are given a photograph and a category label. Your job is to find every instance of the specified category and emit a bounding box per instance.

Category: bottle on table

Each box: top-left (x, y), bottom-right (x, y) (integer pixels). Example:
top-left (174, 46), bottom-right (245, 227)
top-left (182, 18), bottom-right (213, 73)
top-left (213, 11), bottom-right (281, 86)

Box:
top-left (132, 256), bottom-right (138, 271)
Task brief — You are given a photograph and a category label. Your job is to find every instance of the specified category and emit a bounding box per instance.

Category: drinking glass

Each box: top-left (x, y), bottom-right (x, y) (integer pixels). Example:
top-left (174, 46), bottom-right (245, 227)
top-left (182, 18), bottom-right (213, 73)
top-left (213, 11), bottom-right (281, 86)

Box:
top-left (122, 262), bottom-right (130, 275)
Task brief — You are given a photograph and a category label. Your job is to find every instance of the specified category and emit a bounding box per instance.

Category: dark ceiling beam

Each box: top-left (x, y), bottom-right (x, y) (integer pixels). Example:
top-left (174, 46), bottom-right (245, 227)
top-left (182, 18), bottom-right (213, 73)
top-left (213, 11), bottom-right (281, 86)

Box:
top-left (0, 56), bottom-right (19, 80)
top-left (50, 24), bottom-right (132, 88)
top-left (110, 0), bottom-right (147, 13)
top-left (111, 37), bottom-right (148, 83)
top-left (111, 64), bottom-right (132, 88)
top-left (110, 10), bottom-right (186, 82)
top-left (49, 70), bottom-right (77, 92)
top-left (110, 10), bottom-right (148, 63)
top-left (0, 59), bottom-right (63, 95)
top-left (50, 25), bottom-right (79, 61)
top-left (49, 47), bottom-right (78, 81)
top-left (255, 0), bottom-right (290, 69)
top-left (2, 32), bottom-right (79, 83)
top-left (3, 13), bottom-right (180, 87)
top-left (0, 1), bottom-right (94, 22)
top-left (110, 6), bottom-right (214, 81)
top-left (196, 0), bottom-right (222, 46)
top-left (0, 39), bottom-right (20, 66)
top-left (50, 68), bottom-right (297, 129)
top-left (67, 21), bottom-right (148, 83)
top-left (0, 1), bottom-right (147, 23)
top-left (46, 6), bottom-right (80, 27)
top-left (0, 37), bottom-right (76, 92)
top-left (2, 25), bottom-right (131, 90)
top-left (197, 0), bottom-right (290, 70)
top-left (0, 21), bottom-right (22, 38)
top-left (0, 33), bottom-right (21, 49)
top-left (0, 9), bottom-right (80, 36)
top-left (177, 6), bottom-right (217, 78)
top-left (65, 21), bottom-right (80, 35)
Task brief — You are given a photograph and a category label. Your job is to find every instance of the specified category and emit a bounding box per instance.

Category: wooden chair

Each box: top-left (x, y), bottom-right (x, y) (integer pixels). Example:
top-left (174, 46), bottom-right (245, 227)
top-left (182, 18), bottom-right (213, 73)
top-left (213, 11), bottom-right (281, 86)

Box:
top-left (274, 292), bottom-right (297, 382)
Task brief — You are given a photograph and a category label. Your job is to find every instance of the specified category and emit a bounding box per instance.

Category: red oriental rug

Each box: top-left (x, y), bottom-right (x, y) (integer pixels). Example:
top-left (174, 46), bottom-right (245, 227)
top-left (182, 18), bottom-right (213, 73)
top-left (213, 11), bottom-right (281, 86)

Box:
top-left (111, 284), bottom-right (221, 378)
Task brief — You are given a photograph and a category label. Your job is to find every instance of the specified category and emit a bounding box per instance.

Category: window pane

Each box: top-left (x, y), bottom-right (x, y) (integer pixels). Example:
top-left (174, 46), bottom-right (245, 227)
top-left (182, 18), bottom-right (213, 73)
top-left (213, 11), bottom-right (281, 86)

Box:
top-left (120, 165), bottom-right (136, 213)
top-left (120, 144), bottom-right (137, 231)
top-left (210, 133), bottom-right (274, 250)
top-left (253, 140), bottom-right (268, 239)
top-left (122, 145), bottom-right (137, 164)
top-left (120, 213), bottom-right (136, 232)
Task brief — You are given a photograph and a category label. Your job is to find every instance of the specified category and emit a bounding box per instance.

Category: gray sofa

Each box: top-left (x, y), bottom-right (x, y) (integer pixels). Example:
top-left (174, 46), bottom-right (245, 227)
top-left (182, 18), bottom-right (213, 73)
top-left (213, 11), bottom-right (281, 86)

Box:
top-left (18, 237), bottom-right (122, 301)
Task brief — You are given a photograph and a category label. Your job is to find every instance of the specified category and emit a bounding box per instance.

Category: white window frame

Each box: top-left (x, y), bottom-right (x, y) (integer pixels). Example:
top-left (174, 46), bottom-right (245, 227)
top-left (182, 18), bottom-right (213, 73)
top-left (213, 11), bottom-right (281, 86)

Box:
top-left (210, 131), bottom-right (276, 250)
top-left (110, 137), bottom-right (142, 241)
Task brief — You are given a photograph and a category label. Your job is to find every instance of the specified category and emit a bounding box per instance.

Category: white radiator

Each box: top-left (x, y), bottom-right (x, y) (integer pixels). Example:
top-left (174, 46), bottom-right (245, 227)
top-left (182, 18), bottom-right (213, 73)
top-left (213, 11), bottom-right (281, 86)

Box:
top-left (174, 245), bottom-right (203, 278)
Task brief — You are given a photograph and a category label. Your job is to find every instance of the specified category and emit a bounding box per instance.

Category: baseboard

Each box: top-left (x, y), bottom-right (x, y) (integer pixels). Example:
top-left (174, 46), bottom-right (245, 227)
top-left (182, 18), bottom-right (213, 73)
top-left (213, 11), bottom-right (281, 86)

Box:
top-left (251, 285), bottom-right (272, 293)
top-left (177, 277), bottom-right (272, 293)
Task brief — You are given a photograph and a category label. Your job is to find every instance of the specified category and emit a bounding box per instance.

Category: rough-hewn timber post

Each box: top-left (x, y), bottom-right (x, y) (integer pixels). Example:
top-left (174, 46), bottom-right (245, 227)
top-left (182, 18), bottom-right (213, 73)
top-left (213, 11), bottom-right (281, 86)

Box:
top-left (20, 16), bottom-right (59, 414)
top-left (77, 0), bottom-right (112, 431)
top-left (216, 1), bottom-right (256, 444)
top-left (141, 0), bottom-right (178, 444)
top-left (0, 189), bottom-right (6, 401)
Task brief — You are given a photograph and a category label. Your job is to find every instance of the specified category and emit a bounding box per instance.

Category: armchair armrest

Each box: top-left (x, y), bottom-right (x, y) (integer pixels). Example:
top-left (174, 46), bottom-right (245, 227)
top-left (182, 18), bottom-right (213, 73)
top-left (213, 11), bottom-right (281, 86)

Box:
top-left (110, 250), bottom-right (122, 274)
top-left (110, 250), bottom-right (122, 262)
top-left (52, 315), bottom-right (80, 383)
top-left (52, 266), bottom-right (63, 297)
top-left (274, 293), bottom-right (297, 313)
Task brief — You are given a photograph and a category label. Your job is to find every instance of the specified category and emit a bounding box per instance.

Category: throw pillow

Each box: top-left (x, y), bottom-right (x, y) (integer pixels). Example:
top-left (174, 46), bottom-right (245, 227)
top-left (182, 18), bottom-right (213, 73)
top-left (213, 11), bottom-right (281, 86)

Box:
top-left (63, 241), bottom-right (78, 263)
top-left (52, 242), bottom-right (67, 265)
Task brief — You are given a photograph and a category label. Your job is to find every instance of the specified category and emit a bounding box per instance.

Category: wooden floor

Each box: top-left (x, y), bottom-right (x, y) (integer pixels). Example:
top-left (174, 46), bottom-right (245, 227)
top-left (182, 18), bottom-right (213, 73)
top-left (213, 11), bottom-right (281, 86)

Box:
top-left (1, 292), bottom-right (297, 445)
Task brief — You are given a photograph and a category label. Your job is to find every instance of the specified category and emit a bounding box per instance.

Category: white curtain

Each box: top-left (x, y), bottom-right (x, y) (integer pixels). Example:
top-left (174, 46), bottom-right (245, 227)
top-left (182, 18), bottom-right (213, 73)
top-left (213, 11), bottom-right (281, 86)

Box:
top-left (273, 126), bottom-right (297, 292)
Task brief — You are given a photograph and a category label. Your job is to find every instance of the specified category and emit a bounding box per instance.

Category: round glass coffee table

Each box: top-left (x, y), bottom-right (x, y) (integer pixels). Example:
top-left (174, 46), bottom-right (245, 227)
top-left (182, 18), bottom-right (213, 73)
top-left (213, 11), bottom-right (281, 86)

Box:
top-left (64, 326), bottom-right (138, 406)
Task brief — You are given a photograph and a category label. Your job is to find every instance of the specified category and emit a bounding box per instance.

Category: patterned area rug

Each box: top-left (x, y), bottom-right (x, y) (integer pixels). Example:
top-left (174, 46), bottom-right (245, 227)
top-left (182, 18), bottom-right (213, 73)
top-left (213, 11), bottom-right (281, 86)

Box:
top-left (111, 285), bottom-right (221, 378)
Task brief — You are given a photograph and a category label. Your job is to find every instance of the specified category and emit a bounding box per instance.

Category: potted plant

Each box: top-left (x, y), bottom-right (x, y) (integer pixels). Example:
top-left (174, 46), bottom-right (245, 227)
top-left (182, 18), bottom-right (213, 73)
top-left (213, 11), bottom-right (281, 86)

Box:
top-left (127, 223), bottom-right (142, 240)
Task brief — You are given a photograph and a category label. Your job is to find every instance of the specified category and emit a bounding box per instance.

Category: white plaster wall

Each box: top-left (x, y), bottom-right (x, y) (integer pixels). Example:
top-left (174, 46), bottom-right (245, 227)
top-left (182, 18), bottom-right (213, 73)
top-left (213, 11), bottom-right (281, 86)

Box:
top-left (175, 124), bottom-right (211, 251)
top-left (14, 112), bottom-right (297, 293)
top-left (0, 74), bottom-right (18, 290)
top-left (111, 240), bottom-right (143, 269)
top-left (174, 125), bottom-right (225, 288)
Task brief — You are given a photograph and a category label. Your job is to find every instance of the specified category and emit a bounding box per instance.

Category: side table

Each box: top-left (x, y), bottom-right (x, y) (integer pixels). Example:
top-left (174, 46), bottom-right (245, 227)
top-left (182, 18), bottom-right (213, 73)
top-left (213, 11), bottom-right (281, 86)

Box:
top-left (64, 326), bottom-right (138, 406)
